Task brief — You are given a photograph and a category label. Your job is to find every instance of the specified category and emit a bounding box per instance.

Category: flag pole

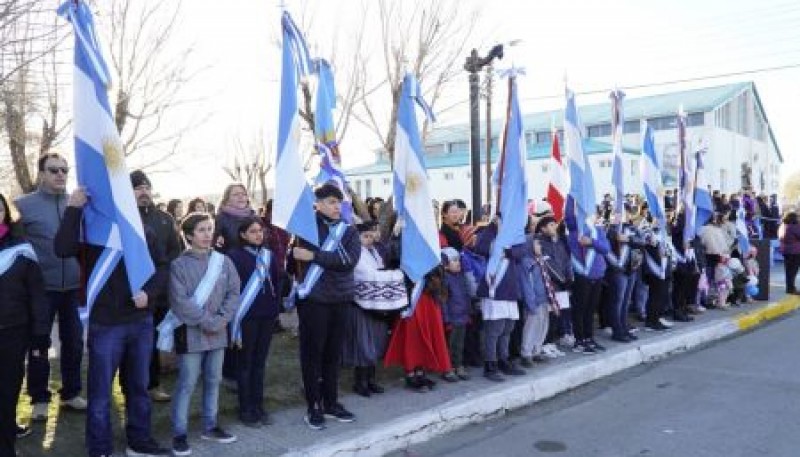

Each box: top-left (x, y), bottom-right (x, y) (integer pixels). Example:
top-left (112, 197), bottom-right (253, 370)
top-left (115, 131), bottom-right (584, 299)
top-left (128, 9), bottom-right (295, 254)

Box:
top-left (494, 75), bottom-right (514, 217)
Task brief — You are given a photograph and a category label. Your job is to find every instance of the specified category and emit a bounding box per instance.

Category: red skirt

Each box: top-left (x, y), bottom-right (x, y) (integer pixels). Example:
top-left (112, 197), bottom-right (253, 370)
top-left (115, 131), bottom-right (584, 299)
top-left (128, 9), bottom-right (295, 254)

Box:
top-left (384, 292), bottom-right (452, 373)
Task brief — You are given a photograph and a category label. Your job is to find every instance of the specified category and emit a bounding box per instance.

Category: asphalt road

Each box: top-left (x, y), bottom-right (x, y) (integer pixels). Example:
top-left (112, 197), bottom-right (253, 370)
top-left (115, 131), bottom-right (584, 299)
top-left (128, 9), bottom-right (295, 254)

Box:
top-left (389, 311), bottom-right (800, 457)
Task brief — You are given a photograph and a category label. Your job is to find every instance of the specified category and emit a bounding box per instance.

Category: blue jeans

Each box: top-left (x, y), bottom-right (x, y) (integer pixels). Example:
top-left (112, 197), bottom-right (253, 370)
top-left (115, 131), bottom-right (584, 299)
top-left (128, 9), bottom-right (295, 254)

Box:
top-left (609, 271), bottom-right (636, 337)
top-left (86, 316), bottom-right (153, 457)
top-left (27, 290), bottom-right (84, 403)
top-left (632, 270), bottom-right (649, 319)
top-left (172, 348), bottom-right (224, 437)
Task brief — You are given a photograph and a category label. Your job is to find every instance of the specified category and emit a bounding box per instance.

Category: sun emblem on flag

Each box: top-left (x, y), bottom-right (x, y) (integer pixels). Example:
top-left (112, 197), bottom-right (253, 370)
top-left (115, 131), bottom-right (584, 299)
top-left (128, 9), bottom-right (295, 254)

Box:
top-left (405, 172), bottom-right (423, 195)
top-left (102, 138), bottom-right (124, 172)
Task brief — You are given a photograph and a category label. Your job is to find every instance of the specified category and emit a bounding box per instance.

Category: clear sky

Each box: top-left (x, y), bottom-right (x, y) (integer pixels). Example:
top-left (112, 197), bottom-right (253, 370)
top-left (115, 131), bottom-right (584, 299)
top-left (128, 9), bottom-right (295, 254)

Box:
top-left (135, 0), bottom-right (800, 200)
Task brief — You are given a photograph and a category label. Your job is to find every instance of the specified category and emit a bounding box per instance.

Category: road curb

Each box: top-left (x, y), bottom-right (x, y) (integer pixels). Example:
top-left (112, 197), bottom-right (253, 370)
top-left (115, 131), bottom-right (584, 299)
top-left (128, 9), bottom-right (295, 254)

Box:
top-left (283, 299), bottom-right (798, 457)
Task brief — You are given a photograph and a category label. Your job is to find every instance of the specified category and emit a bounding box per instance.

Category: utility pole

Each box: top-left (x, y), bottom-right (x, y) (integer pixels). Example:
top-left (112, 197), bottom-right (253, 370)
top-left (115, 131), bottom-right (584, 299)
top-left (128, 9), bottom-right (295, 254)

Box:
top-left (464, 44), bottom-right (503, 224)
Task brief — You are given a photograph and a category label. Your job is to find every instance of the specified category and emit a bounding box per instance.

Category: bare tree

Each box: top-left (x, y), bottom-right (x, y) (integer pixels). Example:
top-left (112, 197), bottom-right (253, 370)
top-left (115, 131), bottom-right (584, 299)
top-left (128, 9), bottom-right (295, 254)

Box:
top-left (0, 3), bottom-right (68, 194)
top-left (103, 0), bottom-right (206, 169)
top-left (351, 0), bottom-right (480, 160)
top-left (222, 130), bottom-right (273, 209)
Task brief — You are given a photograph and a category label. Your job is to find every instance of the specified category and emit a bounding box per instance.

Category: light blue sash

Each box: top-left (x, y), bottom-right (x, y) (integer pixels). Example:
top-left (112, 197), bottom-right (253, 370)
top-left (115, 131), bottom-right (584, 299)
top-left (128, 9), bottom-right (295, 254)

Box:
top-left (157, 251), bottom-right (225, 352)
top-left (285, 221), bottom-right (347, 309)
top-left (0, 243), bottom-right (38, 276)
top-left (571, 225), bottom-right (597, 276)
top-left (605, 227), bottom-right (631, 269)
top-left (231, 248), bottom-right (272, 347)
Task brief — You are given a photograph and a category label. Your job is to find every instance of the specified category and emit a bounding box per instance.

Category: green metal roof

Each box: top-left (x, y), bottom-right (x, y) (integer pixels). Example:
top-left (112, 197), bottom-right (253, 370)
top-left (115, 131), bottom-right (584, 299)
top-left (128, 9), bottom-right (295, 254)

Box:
top-left (426, 81), bottom-right (753, 145)
top-left (345, 139), bottom-right (636, 176)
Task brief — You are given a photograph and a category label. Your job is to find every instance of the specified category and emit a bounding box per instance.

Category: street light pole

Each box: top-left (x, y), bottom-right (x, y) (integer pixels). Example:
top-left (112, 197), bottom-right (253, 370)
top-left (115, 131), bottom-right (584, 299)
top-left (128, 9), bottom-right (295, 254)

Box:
top-left (485, 64), bottom-right (493, 210)
top-left (464, 44), bottom-right (504, 224)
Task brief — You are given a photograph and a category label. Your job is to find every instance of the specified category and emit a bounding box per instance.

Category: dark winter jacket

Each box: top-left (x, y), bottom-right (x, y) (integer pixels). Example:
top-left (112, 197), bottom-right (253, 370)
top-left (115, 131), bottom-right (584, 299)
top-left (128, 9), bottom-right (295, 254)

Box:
top-left (473, 221), bottom-right (526, 301)
top-left (779, 223), bottom-right (800, 255)
top-left (441, 270), bottom-right (471, 325)
top-left (139, 204), bottom-right (182, 308)
top-left (537, 234), bottom-right (573, 292)
top-left (605, 223), bottom-right (646, 275)
top-left (0, 236), bottom-right (50, 337)
top-left (54, 207), bottom-right (168, 325)
top-left (214, 209), bottom-right (255, 254)
top-left (287, 213), bottom-right (361, 304)
top-left (15, 187), bottom-right (80, 291)
top-left (228, 246), bottom-right (281, 320)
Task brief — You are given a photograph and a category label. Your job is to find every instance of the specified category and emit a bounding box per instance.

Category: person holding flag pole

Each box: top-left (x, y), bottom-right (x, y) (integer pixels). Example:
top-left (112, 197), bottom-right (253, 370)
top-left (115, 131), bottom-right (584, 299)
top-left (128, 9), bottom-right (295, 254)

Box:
top-left (276, 11), bottom-right (362, 430)
top-left (472, 69), bottom-right (528, 381)
top-left (383, 73), bottom-right (452, 392)
top-left (563, 87), bottom-right (610, 354)
top-left (55, 1), bottom-right (171, 455)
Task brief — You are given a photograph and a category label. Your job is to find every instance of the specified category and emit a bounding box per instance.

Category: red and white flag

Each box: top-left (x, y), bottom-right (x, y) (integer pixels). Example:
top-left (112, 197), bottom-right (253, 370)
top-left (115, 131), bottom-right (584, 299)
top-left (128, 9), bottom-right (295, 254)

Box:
top-left (547, 129), bottom-right (568, 221)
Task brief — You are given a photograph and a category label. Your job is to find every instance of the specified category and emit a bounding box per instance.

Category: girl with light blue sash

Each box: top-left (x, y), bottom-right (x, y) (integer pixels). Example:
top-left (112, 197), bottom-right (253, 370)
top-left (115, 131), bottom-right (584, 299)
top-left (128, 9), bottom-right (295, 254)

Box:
top-left (227, 217), bottom-right (280, 427)
top-left (168, 213), bottom-right (241, 456)
top-left (0, 193), bottom-right (49, 456)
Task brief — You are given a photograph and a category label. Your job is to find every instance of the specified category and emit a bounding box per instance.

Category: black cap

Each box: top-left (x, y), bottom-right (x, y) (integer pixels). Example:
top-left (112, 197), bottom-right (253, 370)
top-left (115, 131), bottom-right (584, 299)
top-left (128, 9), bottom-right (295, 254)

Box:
top-left (130, 170), bottom-right (151, 188)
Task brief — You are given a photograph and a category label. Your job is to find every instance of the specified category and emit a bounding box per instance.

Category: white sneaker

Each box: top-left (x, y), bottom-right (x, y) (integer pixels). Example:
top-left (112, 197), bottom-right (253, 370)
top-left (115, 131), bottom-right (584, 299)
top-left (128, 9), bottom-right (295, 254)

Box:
top-left (602, 327), bottom-right (613, 336)
top-left (544, 343), bottom-right (565, 357)
top-left (628, 326), bottom-right (639, 334)
top-left (558, 334), bottom-right (576, 348)
top-left (658, 318), bottom-right (674, 328)
top-left (541, 346), bottom-right (559, 359)
top-left (60, 396), bottom-right (87, 410)
top-left (31, 403), bottom-right (48, 422)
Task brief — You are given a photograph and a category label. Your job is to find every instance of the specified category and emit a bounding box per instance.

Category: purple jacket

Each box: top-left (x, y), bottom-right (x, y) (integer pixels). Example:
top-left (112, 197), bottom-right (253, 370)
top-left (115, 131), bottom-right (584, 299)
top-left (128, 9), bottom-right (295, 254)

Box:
top-left (473, 222), bottom-right (526, 301)
top-left (780, 223), bottom-right (800, 255)
top-left (442, 270), bottom-right (472, 325)
top-left (567, 226), bottom-right (610, 280)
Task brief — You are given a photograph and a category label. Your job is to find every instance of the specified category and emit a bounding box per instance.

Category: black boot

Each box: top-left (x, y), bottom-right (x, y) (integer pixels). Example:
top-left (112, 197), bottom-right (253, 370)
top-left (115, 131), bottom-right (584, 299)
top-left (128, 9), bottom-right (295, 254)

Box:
top-left (353, 367), bottom-right (371, 397)
top-left (483, 362), bottom-right (504, 382)
top-left (366, 366), bottom-right (384, 394)
top-left (498, 359), bottom-right (526, 376)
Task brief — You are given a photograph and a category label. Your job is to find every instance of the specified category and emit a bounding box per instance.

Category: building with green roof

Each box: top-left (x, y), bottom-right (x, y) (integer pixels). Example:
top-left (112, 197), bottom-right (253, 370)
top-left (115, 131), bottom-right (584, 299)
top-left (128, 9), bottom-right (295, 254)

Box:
top-left (346, 81), bottom-right (781, 205)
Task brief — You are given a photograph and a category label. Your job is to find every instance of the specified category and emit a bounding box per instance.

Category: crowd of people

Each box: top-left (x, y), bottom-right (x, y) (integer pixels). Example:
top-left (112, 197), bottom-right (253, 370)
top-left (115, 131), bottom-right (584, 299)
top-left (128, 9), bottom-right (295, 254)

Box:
top-left (1, 152), bottom-right (799, 457)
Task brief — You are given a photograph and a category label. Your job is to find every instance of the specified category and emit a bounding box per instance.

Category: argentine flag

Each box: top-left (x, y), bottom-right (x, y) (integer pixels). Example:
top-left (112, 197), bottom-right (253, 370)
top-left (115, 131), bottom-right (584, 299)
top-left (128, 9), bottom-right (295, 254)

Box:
top-left (314, 59), bottom-right (353, 223)
top-left (486, 72), bottom-right (528, 296)
top-left (564, 88), bottom-right (596, 233)
top-left (273, 11), bottom-right (319, 246)
top-left (393, 74), bottom-right (440, 311)
top-left (694, 150), bottom-right (714, 230)
top-left (640, 121), bottom-right (666, 227)
top-left (58, 1), bottom-right (154, 315)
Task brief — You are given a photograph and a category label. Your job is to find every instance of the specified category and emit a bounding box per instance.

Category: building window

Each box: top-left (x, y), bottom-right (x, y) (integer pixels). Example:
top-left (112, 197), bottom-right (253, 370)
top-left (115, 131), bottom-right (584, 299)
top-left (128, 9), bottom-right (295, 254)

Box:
top-left (365, 179), bottom-right (372, 198)
top-left (426, 143), bottom-right (445, 155)
top-left (720, 169), bottom-right (727, 191)
top-left (631, 159), bottom-right (638, 176)
top-left (623, 120), bottom-right (640, 134)
top-left (541, 164), bottom-right (549, 173)
top-left (466, 171), bottom-right (471, 178)
top-left (448, 141), bottom-right (469, 154)
top-left (355, 180), bottom-right (362, 195)
top-left (649, 115), bottom-right (677, 131)
top-left (587, 123), bottom-right (612, 138)
top-left (597, 158), bottom-right (613, 168)
top-left (443, 172), bottom-right (454, 180)
top-left (687, 112), bottom-right (704, 127)
top-left (382, 178), bottom-right (390, 185)
top-left (536, 131), bottom-right (551, 144)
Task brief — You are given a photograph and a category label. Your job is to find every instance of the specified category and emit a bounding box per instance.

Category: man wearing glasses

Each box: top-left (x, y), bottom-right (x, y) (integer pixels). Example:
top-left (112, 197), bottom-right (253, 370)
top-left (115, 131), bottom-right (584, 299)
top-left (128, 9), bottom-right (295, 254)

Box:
top-left (15, 153), bottom-right (87, 422)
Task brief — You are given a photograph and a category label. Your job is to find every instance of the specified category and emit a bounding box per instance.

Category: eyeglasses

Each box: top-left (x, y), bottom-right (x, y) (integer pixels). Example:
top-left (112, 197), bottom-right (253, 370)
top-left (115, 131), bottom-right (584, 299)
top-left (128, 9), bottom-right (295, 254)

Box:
top-left (46, 167), bottom-right (69, 175)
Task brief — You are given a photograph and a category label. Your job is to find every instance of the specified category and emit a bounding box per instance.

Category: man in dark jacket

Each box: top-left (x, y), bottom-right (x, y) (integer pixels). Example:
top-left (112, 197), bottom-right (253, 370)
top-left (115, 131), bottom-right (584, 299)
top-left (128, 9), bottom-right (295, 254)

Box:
top-left (288, 183), bottom-right (361, 430)
top-left (55, 187), bottom-right (170, 457)
top-left (15, 153), bottom-right (86, 419)
top-left (123, 170), bottom-right (182, 402)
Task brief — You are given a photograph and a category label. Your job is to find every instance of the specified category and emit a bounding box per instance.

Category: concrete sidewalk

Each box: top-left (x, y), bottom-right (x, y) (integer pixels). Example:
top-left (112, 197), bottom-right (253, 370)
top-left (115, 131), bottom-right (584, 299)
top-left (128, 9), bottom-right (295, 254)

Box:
top-left (188, 292), bottom-right (800, 457)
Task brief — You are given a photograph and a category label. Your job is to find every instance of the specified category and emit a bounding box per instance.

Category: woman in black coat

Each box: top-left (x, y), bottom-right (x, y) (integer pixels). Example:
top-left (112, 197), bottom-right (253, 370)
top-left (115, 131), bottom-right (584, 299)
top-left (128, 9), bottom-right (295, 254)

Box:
top-left (0, 193), bottom-right (50, 457)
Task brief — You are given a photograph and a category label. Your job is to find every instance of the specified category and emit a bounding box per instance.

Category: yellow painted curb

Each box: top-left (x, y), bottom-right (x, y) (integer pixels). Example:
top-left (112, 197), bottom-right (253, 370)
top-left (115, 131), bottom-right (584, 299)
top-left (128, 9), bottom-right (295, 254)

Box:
top-left (734, 295), bottom-right (800, 330)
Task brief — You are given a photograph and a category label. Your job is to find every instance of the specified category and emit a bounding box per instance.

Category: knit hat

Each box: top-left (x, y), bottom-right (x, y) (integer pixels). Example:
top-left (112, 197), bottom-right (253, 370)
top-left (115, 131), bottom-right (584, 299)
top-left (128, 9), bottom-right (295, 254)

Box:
top-left (441, 247), bottom-right (460, 263)
top-left (535, 215), bottom-right (557, 233)
top-left (130, 170), bottom-right (151, 188)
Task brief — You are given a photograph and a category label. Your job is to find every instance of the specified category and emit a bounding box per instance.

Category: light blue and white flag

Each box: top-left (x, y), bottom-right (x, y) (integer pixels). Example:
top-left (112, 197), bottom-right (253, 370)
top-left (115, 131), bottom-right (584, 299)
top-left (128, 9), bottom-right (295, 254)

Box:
top-left (314, 59), bottom-right (353, 223)
top-left (58, 1), bottom-right (154, 320)
top-left (273, 11), bottom-right (319, 246)
top-left (640, 121), bottom-right (666, 227)
top-left (694, 149), bottom-right (714, 230)
top-left (393, 74), bottom-right (440, 316)
top-left (735, 206), bottom-right (751, 256)
top-left (564, 88), bottom-right (596, 234)
top-left (610, 89), bottom-right (626, 223)
top-left (486, 72), bottom-right (528, 297)
top-left (677, 109), bottom-right (697, 244)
